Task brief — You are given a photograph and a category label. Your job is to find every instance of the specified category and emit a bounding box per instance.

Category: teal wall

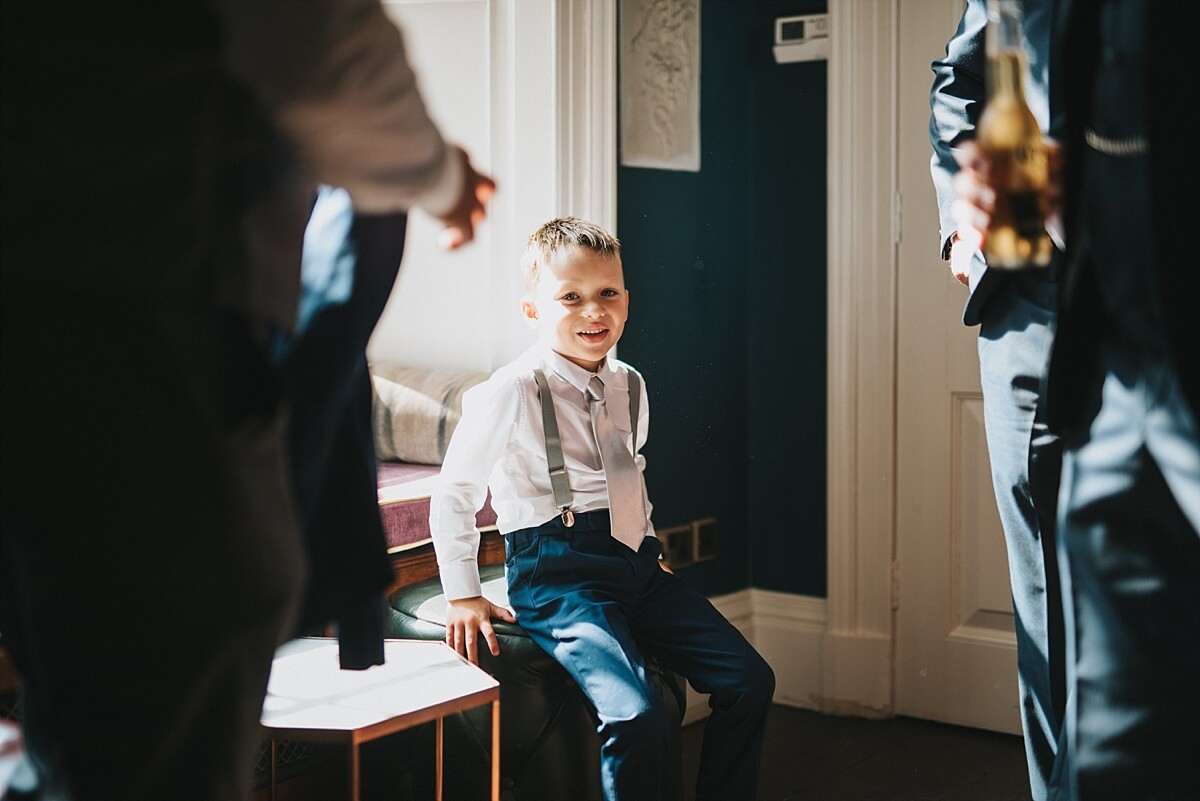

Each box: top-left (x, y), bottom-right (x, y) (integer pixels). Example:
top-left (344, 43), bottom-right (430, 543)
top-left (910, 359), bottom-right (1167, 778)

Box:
top-left (617, 0), bottom-right (827, 598)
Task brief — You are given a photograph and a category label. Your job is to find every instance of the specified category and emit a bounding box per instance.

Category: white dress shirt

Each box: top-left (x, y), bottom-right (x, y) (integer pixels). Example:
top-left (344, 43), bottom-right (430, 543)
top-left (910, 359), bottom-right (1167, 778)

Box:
top-left (430, 346), bottom-right (655, 599)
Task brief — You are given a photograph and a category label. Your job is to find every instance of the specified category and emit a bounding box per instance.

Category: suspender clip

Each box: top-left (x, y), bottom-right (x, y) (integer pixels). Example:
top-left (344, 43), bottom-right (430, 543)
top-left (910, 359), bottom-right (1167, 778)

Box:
top-left (560, 508), bottom-right (575, 527)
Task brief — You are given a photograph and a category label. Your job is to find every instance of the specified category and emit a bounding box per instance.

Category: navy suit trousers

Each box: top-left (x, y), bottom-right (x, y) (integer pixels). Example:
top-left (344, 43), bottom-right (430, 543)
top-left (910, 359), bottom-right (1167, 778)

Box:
top-left (976, 270), bottom-right (1069, 800)
top-left (1058, 344), bottom-right (1200, 800)
top-left (505, 511), bottom-right (775, 801)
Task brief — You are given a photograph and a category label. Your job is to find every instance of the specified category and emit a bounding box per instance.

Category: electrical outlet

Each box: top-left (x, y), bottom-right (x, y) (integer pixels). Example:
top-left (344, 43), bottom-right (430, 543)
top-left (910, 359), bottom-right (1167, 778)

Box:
top-left (694, 518), bottom-right (718, 562)
top-left (659, 525), bottom-right (694, 568)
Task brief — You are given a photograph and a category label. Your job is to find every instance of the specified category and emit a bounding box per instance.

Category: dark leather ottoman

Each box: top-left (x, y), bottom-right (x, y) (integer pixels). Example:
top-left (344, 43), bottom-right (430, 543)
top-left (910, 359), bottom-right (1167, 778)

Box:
top-left (385, 563), bottom-right (686, 801)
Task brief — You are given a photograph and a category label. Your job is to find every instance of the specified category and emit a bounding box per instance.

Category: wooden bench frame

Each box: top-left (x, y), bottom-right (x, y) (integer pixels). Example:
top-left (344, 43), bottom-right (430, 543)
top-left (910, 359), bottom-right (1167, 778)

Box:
top-left (385, 528), bottom-right (505, 597)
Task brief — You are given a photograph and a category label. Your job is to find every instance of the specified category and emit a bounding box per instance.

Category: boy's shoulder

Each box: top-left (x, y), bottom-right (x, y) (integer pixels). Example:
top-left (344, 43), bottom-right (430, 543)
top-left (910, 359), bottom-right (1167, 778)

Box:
top-left (607, 356), bottom-right (644, 388)
top-left (463, 350), bottom-right (542, 404)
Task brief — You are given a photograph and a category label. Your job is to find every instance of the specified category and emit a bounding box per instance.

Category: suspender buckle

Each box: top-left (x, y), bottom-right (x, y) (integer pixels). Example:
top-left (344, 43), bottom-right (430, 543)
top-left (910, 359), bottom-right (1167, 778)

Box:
top-left (560, 508), bottom-right (575, 527)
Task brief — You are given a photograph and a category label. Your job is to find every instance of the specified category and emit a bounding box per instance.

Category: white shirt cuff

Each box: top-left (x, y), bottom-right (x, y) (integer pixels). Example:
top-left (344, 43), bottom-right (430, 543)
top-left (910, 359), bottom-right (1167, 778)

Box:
top-left (439, 558), bottom-right (483, 601)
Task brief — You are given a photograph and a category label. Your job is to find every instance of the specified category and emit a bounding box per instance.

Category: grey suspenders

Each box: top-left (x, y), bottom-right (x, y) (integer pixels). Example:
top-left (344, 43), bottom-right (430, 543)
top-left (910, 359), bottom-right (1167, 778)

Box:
top-left (532, 367), bottom-right (641, 527)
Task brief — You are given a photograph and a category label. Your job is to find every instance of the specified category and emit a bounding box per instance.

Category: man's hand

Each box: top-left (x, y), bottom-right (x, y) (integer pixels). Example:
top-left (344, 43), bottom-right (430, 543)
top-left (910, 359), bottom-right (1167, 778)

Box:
top-left (950, 140), bottom-right (994, 285)
top-left (947, 232), bottom-right (974, 287)
top-left (1043, 137), bottom-right (1065, 248)
top-left (445, 595), bottom-right (516, 665)
top-left (436, 145), bottom-right (496, 250)
top-left (950, 137), bottom-right (1066, 283)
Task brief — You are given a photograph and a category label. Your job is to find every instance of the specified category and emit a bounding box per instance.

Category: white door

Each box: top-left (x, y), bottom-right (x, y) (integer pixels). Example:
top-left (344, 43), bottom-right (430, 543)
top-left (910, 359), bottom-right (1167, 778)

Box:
top-left (893, 0), bottom-right (1021, 735)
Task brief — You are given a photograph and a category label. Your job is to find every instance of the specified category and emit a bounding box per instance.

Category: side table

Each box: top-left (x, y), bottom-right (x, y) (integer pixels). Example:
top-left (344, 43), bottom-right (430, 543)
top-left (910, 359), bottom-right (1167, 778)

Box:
top-left (261, 637), bottom-right (500, 801)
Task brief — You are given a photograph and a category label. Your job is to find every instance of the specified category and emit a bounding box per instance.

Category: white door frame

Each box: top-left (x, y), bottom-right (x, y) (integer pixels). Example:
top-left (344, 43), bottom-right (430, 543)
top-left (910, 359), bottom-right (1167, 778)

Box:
top-left (824, 1), bottom-right (900, 716)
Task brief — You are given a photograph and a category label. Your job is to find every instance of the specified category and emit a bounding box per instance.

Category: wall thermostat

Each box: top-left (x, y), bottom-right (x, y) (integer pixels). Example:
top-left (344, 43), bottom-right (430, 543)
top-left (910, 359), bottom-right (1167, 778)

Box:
top-left (774, 13), bottom-right (830, 63)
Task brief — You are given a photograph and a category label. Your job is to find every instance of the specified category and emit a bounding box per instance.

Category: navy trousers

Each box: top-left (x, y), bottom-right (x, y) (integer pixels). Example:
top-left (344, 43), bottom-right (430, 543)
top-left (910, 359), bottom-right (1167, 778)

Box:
top-left (505, 511), bottom-right (775, 801)
top-left (1058, 345), bottom-right (1200, 800)
top-left (977, 271), bottom-right (1069, 800)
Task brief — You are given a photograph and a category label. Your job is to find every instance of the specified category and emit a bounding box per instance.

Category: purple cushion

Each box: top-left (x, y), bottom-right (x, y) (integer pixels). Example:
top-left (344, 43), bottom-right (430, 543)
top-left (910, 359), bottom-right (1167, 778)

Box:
top-left (377, 461), bottom-right (497, 551)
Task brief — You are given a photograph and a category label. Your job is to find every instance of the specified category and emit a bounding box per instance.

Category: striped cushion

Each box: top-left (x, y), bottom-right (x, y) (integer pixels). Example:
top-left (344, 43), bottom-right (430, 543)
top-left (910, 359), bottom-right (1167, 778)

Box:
top-left (370, 364), bottom-right (489, 465)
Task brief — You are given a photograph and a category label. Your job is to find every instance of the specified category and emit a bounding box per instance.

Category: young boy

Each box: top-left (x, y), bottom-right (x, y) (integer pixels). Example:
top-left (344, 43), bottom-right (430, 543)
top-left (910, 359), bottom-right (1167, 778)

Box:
top-left (429, 216), bottom-right (775, 801)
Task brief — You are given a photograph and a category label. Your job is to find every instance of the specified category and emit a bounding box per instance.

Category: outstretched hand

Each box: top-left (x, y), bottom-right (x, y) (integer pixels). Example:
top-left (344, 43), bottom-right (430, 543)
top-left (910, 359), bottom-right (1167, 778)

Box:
top-left (445, 595), bottom-right (517, 665)
top-left (436, 144), bottom-right (496, 251)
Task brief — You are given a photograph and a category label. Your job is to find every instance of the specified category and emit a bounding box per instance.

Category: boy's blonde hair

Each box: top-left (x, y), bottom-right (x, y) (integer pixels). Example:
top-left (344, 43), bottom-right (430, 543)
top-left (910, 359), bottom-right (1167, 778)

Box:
top-left (520, 216), bottom-right (621, 296)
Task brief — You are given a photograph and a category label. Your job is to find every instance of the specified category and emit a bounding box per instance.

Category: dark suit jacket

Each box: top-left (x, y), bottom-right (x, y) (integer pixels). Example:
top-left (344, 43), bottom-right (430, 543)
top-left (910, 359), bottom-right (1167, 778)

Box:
top-left (929, 0), bottom-right (1055, 326)
top-left (283, 211), bottom-right (408, 669)
top-left (1045, 0), bottom-right (1200, 439)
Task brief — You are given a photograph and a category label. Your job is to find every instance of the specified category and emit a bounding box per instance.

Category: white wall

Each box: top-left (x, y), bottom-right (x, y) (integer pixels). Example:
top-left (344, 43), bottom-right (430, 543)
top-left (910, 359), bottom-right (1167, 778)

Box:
top-left (370, 0), bottom-right (501, 372)
top-left (367, 0), bottom-right (616, 374)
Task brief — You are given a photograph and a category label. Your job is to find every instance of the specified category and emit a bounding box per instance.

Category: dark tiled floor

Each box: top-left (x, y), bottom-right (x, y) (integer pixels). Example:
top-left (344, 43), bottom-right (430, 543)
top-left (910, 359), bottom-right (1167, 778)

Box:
top-left (251, 701), bottom-right (1030, 800)
top-left (682, 704), bottom-right (1030, 801)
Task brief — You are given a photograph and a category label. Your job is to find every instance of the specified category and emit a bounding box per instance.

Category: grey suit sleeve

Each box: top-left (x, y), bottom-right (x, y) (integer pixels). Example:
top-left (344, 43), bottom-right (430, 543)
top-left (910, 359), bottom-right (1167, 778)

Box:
top-left (215, 0), bottom-right (460, 216)
top-left (929, 0), bottom-right (988, 258)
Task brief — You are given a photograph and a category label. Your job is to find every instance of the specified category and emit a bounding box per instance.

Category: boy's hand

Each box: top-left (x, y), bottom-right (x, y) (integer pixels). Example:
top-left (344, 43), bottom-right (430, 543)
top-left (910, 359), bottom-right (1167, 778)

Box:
top-left (445, 595), bottom-right (517, 665)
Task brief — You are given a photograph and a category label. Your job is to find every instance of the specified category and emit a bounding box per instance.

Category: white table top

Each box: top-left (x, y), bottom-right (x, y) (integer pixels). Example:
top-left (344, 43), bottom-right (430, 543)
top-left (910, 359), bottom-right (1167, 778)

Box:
top-left (260, 638), bottom-right (499, 741)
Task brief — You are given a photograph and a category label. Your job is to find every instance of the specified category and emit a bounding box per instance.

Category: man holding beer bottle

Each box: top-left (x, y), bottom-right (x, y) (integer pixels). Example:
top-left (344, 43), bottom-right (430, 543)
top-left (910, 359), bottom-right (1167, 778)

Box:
top-left (929, 2), bottom-right (1068, 799)
top-left (940, 1), bottom-right (1200, 799)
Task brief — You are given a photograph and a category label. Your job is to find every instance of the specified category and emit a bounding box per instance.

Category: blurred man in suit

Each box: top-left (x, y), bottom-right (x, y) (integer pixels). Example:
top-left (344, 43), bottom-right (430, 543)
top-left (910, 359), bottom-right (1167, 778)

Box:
top-left (930, 3), bottom-right (1067, 797)
top-left (0, 2), bottom-right (492, 798)
top-left (950, 2), bottom-right (1200, 797)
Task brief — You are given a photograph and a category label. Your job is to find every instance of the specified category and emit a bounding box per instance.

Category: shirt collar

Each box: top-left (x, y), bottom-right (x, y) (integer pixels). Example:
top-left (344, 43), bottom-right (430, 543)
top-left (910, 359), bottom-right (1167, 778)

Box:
top-left (539, 346), bottom-right (620, 395)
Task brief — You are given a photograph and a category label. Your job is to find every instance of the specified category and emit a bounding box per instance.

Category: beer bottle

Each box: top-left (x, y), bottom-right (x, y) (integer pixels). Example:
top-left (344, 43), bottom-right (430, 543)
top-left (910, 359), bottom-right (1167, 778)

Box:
top-left (977, 0), bottom-right (1052, 269)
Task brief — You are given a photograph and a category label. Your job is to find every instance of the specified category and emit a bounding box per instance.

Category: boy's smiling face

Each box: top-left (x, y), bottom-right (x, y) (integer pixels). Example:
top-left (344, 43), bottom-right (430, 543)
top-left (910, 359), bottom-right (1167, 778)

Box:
top-left (522, 245), bottom-right (629, 372)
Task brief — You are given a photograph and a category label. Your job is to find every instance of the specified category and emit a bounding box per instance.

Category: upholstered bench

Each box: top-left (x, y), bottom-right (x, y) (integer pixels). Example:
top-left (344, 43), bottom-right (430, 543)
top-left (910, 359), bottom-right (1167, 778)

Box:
top-left (385, 564), bottom-right (686, 801)
top-left (370, 363), bottom-right (687, 801)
